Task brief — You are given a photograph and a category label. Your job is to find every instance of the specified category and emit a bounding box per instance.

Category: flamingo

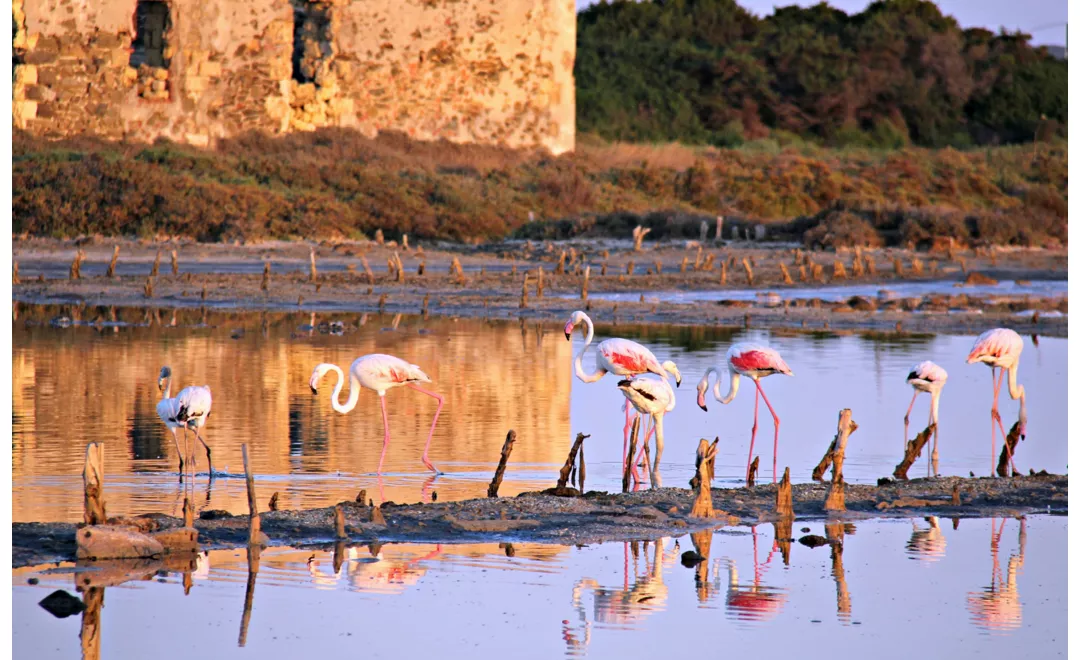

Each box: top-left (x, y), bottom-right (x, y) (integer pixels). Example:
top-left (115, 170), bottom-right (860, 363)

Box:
top-left (563, 311), bottom-right (681, 474)
top-left (967, 328), bottom-right (1025, 476)
top-left (904, 360), bottom-right (947, 476)
top-left (309, 353), bottom-right (444, 475)
top-left (175, 383), bottom-right (214, 478)
top-left (696, 342), bottom-right (793, 484)
top-left (155, 366), bottom-right (188, 481)
top-left (616, 376), bottom-right (676, 488)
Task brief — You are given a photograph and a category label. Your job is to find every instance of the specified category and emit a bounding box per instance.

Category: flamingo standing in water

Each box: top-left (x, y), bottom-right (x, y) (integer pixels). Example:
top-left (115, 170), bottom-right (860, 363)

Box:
top-left (564, 311), bottom-right (681, 474)
top-left (617, 375), bottom-right (676, 488)
top-left (904, 360), bottom-right (947, 476)
top-left (310, 354), bottom-right (444, 475)
top-left (156, 366), bottom-right (188, 481)
top-left (967, 328), bottom-right (1025, 476)
top-left (175, 383), bottom-right (214, 478)
top-left (696, 343), bottom-right (793, 483)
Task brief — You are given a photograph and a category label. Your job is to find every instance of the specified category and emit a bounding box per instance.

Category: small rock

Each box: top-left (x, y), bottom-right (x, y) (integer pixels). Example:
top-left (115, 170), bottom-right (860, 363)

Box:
top-left (681, 550), bottom-right (704, 567)
top-left (27, 577), bottom-right (39, 585)
top-left (877, 477), bottom-right (893, 486)
top-left (798, 534), bottom-right (829, 548)
top-left (800, 527), bottom-right (811, 534)
top-left (199, 509), bottom-right (231, 520)
top-left (39, 590), bottom-right (85, 618)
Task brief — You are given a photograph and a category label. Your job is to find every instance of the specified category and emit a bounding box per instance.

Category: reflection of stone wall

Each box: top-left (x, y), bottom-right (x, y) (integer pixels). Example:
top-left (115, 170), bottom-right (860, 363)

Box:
top-left (12, 0), bottom-right (576, 154)
top-left (12, 316), bottom-right (571, 520)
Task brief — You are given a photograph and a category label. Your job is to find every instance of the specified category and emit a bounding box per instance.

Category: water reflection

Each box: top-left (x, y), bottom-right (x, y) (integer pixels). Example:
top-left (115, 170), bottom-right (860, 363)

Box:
top-left (967, 517), bottom-right (1026, 634)
top-left (906, 516), bottom-right (948, 562)
top-left (724, 525), bottom-right (787, 623)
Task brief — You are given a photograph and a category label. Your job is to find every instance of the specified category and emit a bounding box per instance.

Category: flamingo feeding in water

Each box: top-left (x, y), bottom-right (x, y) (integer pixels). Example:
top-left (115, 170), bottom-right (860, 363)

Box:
top-left (310, 353), bottom-right (444, 475)
top-left (617, 375), bottom-right (676, 488)
top-left (696, 342), bottom-right (793, 483)
top-left (563, 311), bottom-right (681, 473)
top-left (156, 366), bottom-right (188, 481)
top-left (967, 328), bottom-right (1026, 476)
top-left (904, 360), bottom-right (947, 476)
top-left (175, 383), bottom-right (214, 478)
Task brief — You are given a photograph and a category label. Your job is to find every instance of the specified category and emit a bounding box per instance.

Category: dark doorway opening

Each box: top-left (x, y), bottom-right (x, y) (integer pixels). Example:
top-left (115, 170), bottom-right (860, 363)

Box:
top-left (130, 1), bottom-right (171, 69)
top-left (291, 1), bottom-right (332, 84)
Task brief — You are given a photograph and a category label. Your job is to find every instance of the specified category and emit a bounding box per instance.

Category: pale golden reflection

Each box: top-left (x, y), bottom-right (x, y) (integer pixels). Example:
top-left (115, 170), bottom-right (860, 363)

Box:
top-left (907, 516), bottom-right (948, 562)
top-left (967, 517), bottom-right (1026, 633)
top-left (724, 525), bottom-right (787, 623)
top-left (13, 310), bottom-right (571, 521)
top-left (825, 521), bottom-right (854, 622)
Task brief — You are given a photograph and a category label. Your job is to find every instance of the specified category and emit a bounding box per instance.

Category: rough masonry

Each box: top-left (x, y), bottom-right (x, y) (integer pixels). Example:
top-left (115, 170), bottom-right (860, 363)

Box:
top-left (12, 0), bottom-right (576, 154)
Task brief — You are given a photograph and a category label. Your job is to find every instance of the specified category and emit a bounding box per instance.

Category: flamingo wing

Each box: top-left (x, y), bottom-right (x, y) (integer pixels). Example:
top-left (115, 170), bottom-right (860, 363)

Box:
top-left (156, 396), bottom-right (182, 427)
top-left (176, 386), bottom-right (212, 423)
top-left (600, 339), bottom-right (662, 376)
top-left (967, 328), bottom-right (1022, 364)
top-left (908, 360), bottom-right (947, 384)
top-left (728, 343), bottom-right (792, 376)
top-left (356, 354), bottom-right (432, 388)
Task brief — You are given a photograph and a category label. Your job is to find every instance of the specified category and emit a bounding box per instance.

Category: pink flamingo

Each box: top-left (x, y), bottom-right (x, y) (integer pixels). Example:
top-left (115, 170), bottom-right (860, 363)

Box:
top-left (904, 360), bottom-right (947, 476)
top-left (617, 375), bottom-right (676, 488)
top-left (564, 311), bottom-right (681, 475)
top-left (310, 354), bottom-right (444, 475)
top-left (967, 328), bottom-right (1025, 476)
top-left (696, 343), bottom-right (793, 484)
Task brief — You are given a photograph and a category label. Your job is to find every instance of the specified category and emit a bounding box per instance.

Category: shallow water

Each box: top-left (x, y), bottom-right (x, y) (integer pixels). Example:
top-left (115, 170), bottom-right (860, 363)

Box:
top-left (12, 306), bottom-right (1066, 522)
top-left (568, 279), bottom-right (1068, 304)
top-left (13, 516), bottom-right (1064, 659)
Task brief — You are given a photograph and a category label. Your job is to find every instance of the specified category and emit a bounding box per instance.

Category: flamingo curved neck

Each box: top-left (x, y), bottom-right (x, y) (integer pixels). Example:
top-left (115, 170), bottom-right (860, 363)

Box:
top-left (161, 376), bottom-right (172, 400)
top-left (1006, 363), bottom-right (1026, 424)
top-left (573, 314), bottom-right (605, 383)
top-left (718, 369), bottom-right (740, 404)
top-left (929, 389), bottom-right (941, 426)
top-left (327, 365), bottom-right (362, 414)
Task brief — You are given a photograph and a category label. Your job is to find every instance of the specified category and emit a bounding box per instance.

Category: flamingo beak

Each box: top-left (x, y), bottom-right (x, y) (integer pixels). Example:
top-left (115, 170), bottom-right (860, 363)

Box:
top-left (310, 384), bottom-right (318, 395)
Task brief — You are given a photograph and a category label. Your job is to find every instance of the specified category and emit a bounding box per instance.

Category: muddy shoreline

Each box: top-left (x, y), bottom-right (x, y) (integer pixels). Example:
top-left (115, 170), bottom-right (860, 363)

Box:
top-left (12, 239), bottom-right (1068, 337)
top-left (12, 475), bottom-right (1066, 568)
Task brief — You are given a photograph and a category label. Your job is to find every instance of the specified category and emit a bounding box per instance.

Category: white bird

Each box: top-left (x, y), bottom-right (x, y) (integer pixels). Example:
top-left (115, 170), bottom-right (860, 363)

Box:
top-left (617, 375), bottom-right (676, 488)
top-left (904, 360), bottom-right (948, 475)
top-left (967, 328), bottom-right (1026, 476)
top-left (155, 366), bottom-right (188, 481)
top-left (176, 383), bottom-right (214, 478)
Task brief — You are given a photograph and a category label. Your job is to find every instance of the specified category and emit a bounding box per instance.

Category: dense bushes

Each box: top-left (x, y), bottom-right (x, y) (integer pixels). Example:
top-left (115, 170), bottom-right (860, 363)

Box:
top-left (577, 0), bottom-right (1067, 148)
top-left (12, 130), bottom-right (1066, 246)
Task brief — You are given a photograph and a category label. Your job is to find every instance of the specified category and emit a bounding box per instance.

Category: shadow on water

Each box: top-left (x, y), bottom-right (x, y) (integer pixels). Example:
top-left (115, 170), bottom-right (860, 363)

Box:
top-left (18, 516), bottom-right (1060, 659)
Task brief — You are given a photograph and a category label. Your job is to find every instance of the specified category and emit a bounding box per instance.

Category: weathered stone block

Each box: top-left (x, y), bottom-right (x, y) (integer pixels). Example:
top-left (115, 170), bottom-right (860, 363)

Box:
top-left (25, 50), bottom-right (57, 65)
top-left (199, 60), bottom-right (222, 78)
top-left (14, 64), bottom-right (38, 86)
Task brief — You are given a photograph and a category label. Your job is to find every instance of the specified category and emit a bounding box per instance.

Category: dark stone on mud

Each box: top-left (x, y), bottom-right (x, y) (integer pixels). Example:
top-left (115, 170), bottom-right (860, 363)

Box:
top-left (800, 527), bottom-right (811, 533)
top-left (39, 590), bottom-right (85, 618)
top-left (27, 577), bottom-right (39, 585)
top-left (199, 509), bottom-right (232, 520)
top-left (877, 477), bottom-right (894, 486)
top-left (798, 534), bottom-right (829, 548)
top-left (680, 550), bottom-right (704, 567)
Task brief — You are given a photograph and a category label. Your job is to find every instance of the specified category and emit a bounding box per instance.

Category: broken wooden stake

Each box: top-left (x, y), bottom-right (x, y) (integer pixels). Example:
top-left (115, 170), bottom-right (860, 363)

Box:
top-left (577, 443), bottom-right (586, 493)
top-left (519, 273), bottom-right (530, 308)
top-left (70, 249), bottom-right (84, 280)
top-left (261, 262), bottom-right (270, 291)
top-left (143, 277), bottom-right (154, 298)
top-left (268, 492), bottom-right (280, 511)
top-left (241, 444), bottom-right (264, 546)
top-left (690, 438), bottom-right (719, 518)
top-left (487, 430), bottom-right (517, 498)
top-left (555, 433), bottom-right (589, 492)
top-left (632, 225), bottom-right (651, 251)
top-left (370, 504), bottom-right (386, 526)
top-left (106, 246), bottom-right (120, 278)
top-left (779, 262), bottom-right (793, 285)
top-left (581, 265), bottom-right (590, 301)
top-left (536, 267), bottom-right (544, 298)
top-left (719, 260), bottom-right (728, 285)
top-left (893, 423), bottom-right (935, 480)
top-left (775, 467), bottom-right (793, 517)
top-left (12, 261), bottom-right (19, 285)
top-left (997, 422), bottom-right (1022, 478)
top-left (334, 504), bottom-right (347, 540)
top-left (394, 252), bottom-right (405, 283)
top-left (746, 456), bottom-right (759, 488)
top-left (171, 249), bottom-right (179, 276)
top-left (83, 443), bottom-right (106, 525)
top-left (622, 417), bottom-right (640, 494)
top-left (833, 259), bottom-right (848, 279)
top-left (824, 409), bottom-right (857, 511)
top-left (742, 258), bottom-right (754, 285)
top-left (150, 251), bottom-right (161, 277)
top-left (355, 489), bottom-right (367, 504)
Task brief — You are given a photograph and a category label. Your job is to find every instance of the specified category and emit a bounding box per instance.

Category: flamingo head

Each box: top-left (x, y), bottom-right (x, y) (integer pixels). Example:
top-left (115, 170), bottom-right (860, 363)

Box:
top-left (696, 379), bottom-right (708, 411)
top-left (564, 312), bottom-right (581, 340)
top-left (309, 364), bottom-right (336, 394)
top-left (661, 361), bottom-right (682, 388)
top-left (157, 366), bottom-right (171, 391)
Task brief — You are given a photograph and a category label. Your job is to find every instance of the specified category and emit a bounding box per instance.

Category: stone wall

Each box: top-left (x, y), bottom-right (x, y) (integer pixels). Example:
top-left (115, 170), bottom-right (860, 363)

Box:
top-left (12, 0), bottom-right (576, 154)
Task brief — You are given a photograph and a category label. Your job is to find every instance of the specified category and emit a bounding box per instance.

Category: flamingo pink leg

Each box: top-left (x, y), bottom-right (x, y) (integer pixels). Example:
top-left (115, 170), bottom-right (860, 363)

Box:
top-left (746, 384), bottom-right (760, 483)
top-left (408, 383), bottom-right (444, 474)
top-left (632, 416), bottom-right (654, 483)
top-left (990, 368), bottom-right (1017, 476)
top-left (378, 394), bottom-right (392, 475)
top-left (622, 403), bottom-right (633, 472)
top-left (755, 379), bottom-right (781, 484)
top-left (903, 390), bottom-right (918, 450)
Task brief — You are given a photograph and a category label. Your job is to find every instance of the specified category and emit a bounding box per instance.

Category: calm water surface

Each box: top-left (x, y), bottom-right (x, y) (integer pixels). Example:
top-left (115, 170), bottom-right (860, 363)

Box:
top-left (13, 516), bottom-right (1064, 659)
top-left (12, 305), bottom-right (1066, 522)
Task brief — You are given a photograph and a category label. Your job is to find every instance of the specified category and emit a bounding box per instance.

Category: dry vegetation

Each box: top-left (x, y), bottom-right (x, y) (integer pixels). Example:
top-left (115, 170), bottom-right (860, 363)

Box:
top-left (13, 129), bottom-right (1066, 247)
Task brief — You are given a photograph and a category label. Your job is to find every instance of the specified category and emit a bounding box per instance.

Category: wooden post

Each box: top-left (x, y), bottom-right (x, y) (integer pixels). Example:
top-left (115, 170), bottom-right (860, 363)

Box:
top-left (150, 251), bottom-right (161, 277)
top-left (690, 438), bottom-right (719, 518)
top-left (851, 254), bottom-right (864, 277)
top-left (693, 246), bottom-right (703, 270)
top-left (865, 257), bottom-right (877, 275)
top-left (12, 261), bottom-right (19, 285)
top-left (80, 586), bottom-right (104, 660)
top-left (261, 262), bottom-right (270, 291)
top-left (556, 433), bottom-right (589, 491)
top-left (775, 467), bottom-right (793, 517)
top-left (798, 264), bottom-right (807, 282)
top-left (580, 266), bottom-right (590, 301)
top-left (911, 257), bottom-right (924, 276)
top-left (487, 430), bottom-right (517, 497)
top-left (70, 249), bottom-right (84, 280)
top-left (699, 220), bottom-right (709, 242)
top-left (143, 277), bottom-right (154, 298)
top-left (715, 216), bottom-right (724, 243)
top-left (632, 226), bottom-right (651, 251)
top-left (519, 273), bottom-right (530, 308)
top-left (742, 258), bottom-right (754, 285)
top-left (394, 252), bottom-right (405, 283)
top-left (622, 417), bottom-right (640, 494)
top-left (824, 409), bottom-right (857, 511)
top-left (183, 497), bottom-right (194, 528)
top-left (334, 504), bottom-right (347, 540)
top-left (171, 249), bottom-right (179, 276)
top-left (833, 259), bottom-right (848, 279)
top-left (626, 260), bottom-right (634, 276)
top-left (374, 228), bottom-right (384, 245)
top-left (746, 456), bottom-right (759, 487)
top-left (378, 293), bottom-right (387, 313)
top-left (653, 260), bottom-right (662, 276)
top-left (719, 260), bottom-right (728, 285)
top-left (106, 246), bottom-right (120, 278)
top-left (536, 267), bottom-right (544, 299)
top-left (996, 422), bottom-right (1022, 477)
top-left (83, 443), bottom-right (106, 525)
top-left (309, 248), bottom-right (318, 282)
top-left (680, 256), bottom-right (688, 273)
top-left (361, 256), bottom-right (374, 284)
top-left (402, 234), bottom-right (410, 251)
top-left (355, 489), bottom-right (367, 504)
top-left (601, 262), bottom-right (608, 276)
top-left (893, 423), bottom-right (935, 480)
top-left (268, 492), bottom-right (280, 512)
top-left (242, 444), bottom-right (261, 544)
top-left (894, 257), bottom-right (905, 277)
top-left (779, 262), bottom-right (793, 284)
top-left (577, 443), bottom-right (586, 493)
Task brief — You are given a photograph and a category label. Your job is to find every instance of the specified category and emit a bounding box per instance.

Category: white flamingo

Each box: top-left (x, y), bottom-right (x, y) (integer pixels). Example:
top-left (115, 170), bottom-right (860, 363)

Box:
top-left (156, 366), bottom-right (188, 481)
top-left (903, 360), bottom-right (947, 475)
top-left (617, 376), bottom-right (676, 488)
top-left (310, 354), bottom-right (444, 475)
top-left (967, 328), bottom-right (1026, 476)
top-left (176, 383), bottom-right (214, 478)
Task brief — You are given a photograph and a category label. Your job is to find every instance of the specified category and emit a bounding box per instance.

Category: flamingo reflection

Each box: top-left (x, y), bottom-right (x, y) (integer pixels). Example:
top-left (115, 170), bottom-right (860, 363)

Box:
top-left (906, 516), bottom-right (947, 563)
top-left (306, 543), bottom-right (443, 594)
top-left (725, 526), bottom-right (787, 623)
top-left (967, 517), bottom-right (1026, 634)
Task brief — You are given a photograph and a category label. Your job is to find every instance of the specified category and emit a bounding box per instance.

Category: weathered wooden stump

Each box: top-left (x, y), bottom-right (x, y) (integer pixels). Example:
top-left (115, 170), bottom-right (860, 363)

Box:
top-left (775, 467), bottom-right (793, 517)
top-left (746, 456), bottom-right (759, 488)
top-left (893, 423), bottom-right (935, 480)
top-left (690, 438), bottom-right (719, 518)
top-left (622, 417), bottom-right (640, 494)
top-left (997, 422), bottom-right (1023, 477)
top-left (487, 430), bottom-right (517, 498)
top-left (824, 409), bottom-right (857, 511)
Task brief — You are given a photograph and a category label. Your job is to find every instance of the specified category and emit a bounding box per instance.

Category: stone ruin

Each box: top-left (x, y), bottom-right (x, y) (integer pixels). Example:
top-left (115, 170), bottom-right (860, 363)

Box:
top-left (12, 0), bottom-right (577, 154)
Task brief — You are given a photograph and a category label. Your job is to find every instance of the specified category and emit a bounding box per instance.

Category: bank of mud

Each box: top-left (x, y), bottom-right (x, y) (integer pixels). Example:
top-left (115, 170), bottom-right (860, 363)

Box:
top-left (12, 474), bottom-right (1066, 568)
